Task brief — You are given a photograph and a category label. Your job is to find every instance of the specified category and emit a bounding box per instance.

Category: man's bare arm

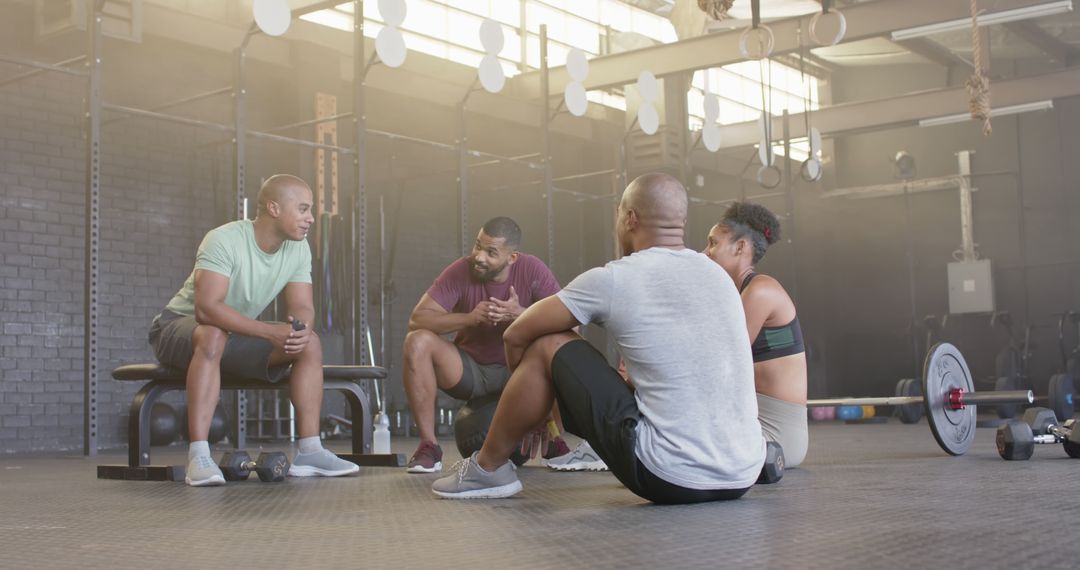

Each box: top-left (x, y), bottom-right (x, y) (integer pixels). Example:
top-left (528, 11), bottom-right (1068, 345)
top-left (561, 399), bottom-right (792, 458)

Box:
top-left (408, 293), bottom-right (494, 335)
top-left (503, 296), bottom-right (579, 371)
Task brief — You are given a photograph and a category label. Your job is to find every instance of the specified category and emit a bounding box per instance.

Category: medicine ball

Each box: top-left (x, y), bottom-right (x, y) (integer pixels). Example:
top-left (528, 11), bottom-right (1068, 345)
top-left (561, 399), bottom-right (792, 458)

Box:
top-left (149, 402), bottom-right (180, 446)
top-left (453, 393), bottom-right (527, 466)
top-left (178, 404), bottom-right (230, 444)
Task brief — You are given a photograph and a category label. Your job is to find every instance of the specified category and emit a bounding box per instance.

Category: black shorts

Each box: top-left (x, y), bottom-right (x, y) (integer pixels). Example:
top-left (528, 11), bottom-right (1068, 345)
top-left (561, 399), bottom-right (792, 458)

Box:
top-left (551, 339), bottom-right (750, 505)
top-left (443, 348), bottom-right (510, 401)
top-left (148, 310), bottom-right (292, 383)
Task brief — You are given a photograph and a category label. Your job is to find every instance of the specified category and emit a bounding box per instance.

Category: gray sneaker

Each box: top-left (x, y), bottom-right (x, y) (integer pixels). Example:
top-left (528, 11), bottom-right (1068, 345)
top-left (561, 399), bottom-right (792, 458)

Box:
top-left (545, 441), bottom-right (609, 472)
top-left (288, 449), bottom-right (360, 477)
top-left (431, 452), bottom-right (523, 499)
top-left (185, 454), bottom-right (226, 487)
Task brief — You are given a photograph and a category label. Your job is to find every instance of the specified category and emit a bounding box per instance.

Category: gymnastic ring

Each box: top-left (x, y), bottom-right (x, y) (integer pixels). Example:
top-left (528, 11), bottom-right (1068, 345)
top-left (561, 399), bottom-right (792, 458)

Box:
top-left (800, 157), bottom-right (823, 182)
top-left (739, 25), bottom-right (774, 60)
top-left (757, 164), bottom-right (782, 189)
top-left (810, 9), bottom-right (846, 47)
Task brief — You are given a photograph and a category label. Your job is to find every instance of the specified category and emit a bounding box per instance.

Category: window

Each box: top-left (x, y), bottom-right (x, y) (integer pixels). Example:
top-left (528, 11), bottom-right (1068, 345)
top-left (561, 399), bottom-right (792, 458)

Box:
top-left (689, 59), bottom-right (819, 159)
top-left (301, 0), bottom-right (812, 137)
top-left (300, 0), bottom-right (675, 111)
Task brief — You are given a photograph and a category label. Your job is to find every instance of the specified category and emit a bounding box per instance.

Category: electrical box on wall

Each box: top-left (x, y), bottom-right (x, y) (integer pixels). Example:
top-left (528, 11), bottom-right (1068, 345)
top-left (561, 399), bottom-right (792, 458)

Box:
top-left (947, 260), bottom-right (995, 314)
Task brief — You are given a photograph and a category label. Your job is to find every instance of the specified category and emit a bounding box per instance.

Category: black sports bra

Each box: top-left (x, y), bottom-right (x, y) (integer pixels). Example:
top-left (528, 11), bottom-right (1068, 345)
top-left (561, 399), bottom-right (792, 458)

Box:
top-left (739, 273), bottom-right (806, 363)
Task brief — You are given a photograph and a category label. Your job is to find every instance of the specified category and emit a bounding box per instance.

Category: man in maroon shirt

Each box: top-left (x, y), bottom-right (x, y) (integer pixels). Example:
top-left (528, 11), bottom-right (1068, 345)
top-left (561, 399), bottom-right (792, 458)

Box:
top-left (403, 217), bottom-right (563, 473)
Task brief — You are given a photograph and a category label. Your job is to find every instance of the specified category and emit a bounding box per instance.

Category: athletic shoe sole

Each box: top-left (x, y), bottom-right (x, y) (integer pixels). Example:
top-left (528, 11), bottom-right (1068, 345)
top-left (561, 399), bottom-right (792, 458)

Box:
top-left (548, 461), bottom-right (609, 472)
top-left (185, 475), bottom-right (226, 487)
top-left (287, 464), bottom-right (360, 477)
top-left (432, 480), bottom-right (523, 499)
top-left (406, 461), bottom-right (442, 474)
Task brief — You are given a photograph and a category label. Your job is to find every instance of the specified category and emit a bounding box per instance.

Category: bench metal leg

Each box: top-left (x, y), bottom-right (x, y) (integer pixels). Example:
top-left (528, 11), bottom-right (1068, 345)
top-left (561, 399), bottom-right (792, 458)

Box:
top-left (331, 381), bottom-right (406, 467)
top-left (129, 381), bottom-right (180, 467)
top-left (98, 380), bottom-right (186, 482)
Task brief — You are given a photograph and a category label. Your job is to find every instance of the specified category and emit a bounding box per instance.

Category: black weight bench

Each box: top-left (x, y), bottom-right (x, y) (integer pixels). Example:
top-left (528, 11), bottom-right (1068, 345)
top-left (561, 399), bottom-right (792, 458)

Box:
top-left (97, 364), bottom-right (405, 481)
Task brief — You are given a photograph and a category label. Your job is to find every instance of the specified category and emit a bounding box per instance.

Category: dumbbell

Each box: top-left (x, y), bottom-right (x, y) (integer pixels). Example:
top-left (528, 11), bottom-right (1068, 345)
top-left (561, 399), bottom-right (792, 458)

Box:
top-left (756, 441), bottom-right (785, 484)
top-left (995, 408), bottom-right (1080, 461)
top-left (219, 451), bottom-right (290, 482)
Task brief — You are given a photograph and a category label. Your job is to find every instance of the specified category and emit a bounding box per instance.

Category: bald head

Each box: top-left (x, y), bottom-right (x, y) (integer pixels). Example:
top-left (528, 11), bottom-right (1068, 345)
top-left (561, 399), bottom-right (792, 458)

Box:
top-left (257, 174), bottom-right (310, 215)
top-left (620, 173), bottom-right (688, 230)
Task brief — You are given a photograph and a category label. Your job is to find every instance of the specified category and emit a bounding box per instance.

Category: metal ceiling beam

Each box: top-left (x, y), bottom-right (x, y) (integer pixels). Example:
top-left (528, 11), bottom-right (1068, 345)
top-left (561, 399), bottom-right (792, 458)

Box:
top-left (1004, 21), bottom-right (1075, 64)
top-left (772, 54), bottom-right (834, 80)
top-left (711, 66), bottom-right (1080, 149)
top-left (892, 38), bottom-right (972, 69)
top-left (510, 0), bottom-right (1054, 97)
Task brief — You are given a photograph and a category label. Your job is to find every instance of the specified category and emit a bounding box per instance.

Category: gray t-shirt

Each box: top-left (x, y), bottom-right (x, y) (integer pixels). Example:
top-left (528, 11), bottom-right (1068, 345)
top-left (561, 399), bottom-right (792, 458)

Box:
top-left (556, 247), bottom-right (765, 490)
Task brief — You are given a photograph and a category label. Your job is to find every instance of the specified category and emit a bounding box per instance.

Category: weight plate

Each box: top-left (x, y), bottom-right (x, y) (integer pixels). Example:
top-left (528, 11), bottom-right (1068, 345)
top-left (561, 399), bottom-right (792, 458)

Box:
top-left (995, 376), bottom-right (1019, 419)
top-left (897, 378), bottom-right (923, 424)
top-left (923, 342), bottom-right (976, 456)
top-left (1048, 373), bottom-right (1074, 423)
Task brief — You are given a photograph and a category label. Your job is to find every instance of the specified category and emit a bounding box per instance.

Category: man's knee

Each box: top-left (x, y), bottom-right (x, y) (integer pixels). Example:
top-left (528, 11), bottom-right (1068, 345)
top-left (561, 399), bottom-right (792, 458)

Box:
top-left (526, 332), bottom-right (579, 359)
top-left (298, 331), bottom-right (322, 363)
top-left (191, 325), bottom-right (228, 361)
top-left (403, 329), bottom-right (441, 362)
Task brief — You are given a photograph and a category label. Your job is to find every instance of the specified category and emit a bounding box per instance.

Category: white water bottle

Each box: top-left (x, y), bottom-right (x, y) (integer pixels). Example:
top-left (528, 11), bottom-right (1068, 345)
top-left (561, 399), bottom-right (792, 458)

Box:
top-left (373, 412), bottom-right (391, 454)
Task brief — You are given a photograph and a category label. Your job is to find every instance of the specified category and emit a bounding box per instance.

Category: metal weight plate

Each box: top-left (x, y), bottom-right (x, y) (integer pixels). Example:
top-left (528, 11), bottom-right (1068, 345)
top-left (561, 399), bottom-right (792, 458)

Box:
top-left (896, 378), bottom-right (923, 424)
top-left (1048, 373), bottom-right (1075, 423)
top-left (995, 376), bottom-right (1019, 419)
top-left (923, 342), bottom-right (976, 455)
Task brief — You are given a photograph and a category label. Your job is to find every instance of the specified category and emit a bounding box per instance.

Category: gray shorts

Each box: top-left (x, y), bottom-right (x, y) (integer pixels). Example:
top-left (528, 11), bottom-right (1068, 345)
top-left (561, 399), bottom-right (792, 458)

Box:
top-left (757, 393), bottom-right (809, 468)
top-left (148, 310), bottom-right (292, 383)
top-left (443, 348), bottom-right (509, 401)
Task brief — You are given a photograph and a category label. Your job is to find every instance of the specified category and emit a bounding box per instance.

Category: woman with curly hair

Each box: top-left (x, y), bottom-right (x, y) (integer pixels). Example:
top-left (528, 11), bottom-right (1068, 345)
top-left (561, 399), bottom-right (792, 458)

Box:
top-left (704, 202), bottom-right (808, 467)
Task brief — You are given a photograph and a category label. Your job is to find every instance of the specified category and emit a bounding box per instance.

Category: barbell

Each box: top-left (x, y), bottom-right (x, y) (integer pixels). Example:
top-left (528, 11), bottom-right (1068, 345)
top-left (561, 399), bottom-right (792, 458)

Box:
top-left (807, 343), bottom-right (1034, 456)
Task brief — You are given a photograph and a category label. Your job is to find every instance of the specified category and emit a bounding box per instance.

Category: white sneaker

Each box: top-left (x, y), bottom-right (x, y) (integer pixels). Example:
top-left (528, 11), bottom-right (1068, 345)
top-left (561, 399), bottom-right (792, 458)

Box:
top-left (185, 455), bottom-right (226, 487)
top-left (288, 449), bottom-right (360, 477)
top-left (431, 453), bottom-right (523, 500)
top-left (545, 441), bottom-right (609, 472)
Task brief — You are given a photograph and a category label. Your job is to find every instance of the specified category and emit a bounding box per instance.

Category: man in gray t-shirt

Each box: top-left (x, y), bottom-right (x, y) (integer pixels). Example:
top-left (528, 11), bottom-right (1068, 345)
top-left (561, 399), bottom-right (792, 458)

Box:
top-left (432, 173), bottom-right (766, 503)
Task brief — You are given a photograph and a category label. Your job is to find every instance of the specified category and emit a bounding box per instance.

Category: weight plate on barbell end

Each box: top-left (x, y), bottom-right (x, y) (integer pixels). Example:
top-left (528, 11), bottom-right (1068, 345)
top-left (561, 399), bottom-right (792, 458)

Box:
top-left (923, 342), bottom-right (976, 456)
top-left (1048, 373), bottom-right (1074, 423)
top-left (995, 376), bottom-right (1020, 419)
top-left (897, 377), bottom-right (923, 424)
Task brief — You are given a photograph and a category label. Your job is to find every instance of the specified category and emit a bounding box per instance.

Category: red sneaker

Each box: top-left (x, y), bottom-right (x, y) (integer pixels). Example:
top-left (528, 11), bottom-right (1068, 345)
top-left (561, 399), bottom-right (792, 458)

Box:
top-left (407, 441), bottom-right (443, 474)
top-left (542, 436), bottom-right (571, 461)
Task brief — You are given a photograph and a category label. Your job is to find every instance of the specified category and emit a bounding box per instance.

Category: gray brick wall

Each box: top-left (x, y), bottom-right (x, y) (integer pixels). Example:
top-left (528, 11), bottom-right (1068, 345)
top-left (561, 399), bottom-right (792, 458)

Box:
top-left (0, 66), bottom-right (228, 453)
top-left (0, 9), bottom-right (618, 453)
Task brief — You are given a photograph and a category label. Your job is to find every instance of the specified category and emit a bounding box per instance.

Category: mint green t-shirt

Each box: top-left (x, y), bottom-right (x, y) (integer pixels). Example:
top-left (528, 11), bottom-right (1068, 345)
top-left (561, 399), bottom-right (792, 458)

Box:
top-left (163, 220), bottom-right (312, 319)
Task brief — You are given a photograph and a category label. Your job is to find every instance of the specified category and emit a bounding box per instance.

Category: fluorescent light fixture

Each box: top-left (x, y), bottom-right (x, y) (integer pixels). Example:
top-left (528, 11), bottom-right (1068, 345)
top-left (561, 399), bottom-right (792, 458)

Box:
top-left (891, 0), bottom-right (1072, 41)
top-left (918, 100), bottom-right (1054, 128)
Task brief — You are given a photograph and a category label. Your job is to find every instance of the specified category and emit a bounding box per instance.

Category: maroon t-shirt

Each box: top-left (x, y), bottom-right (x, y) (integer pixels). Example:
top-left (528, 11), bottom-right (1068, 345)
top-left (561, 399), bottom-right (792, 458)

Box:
top-left (426, 254), bottom-right (561, 365)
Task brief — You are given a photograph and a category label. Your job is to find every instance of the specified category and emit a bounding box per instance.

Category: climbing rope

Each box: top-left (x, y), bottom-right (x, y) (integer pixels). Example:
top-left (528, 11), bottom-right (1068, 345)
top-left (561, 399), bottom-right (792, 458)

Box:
top-left (698, 0), bottom-right (736, 20)
top-left (966, 0), bottom-right (992, 136)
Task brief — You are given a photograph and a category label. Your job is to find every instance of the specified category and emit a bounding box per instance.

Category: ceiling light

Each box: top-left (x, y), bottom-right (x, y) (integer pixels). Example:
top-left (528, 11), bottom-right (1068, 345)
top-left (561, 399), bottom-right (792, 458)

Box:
top-left (918, 100), bottom-right (1054, 128)
top-left (891, 0), bottom-right (1072, 41)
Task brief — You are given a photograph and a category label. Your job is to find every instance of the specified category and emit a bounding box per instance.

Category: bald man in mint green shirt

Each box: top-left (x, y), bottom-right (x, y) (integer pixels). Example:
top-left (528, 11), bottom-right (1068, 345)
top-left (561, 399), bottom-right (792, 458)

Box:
top-left (149, 174), bottom-right (359, 486)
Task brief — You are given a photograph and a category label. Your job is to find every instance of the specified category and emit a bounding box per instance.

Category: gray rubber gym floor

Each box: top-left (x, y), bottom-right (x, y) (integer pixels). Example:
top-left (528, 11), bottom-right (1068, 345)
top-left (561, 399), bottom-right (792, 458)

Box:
top-left (2, 420), bottom-right (1077, 569)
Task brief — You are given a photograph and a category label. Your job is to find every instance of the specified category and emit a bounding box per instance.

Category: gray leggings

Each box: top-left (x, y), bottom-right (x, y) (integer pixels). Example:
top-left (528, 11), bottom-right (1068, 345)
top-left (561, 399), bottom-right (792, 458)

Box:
top-left (757, 393), bottom-right (808, 468)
